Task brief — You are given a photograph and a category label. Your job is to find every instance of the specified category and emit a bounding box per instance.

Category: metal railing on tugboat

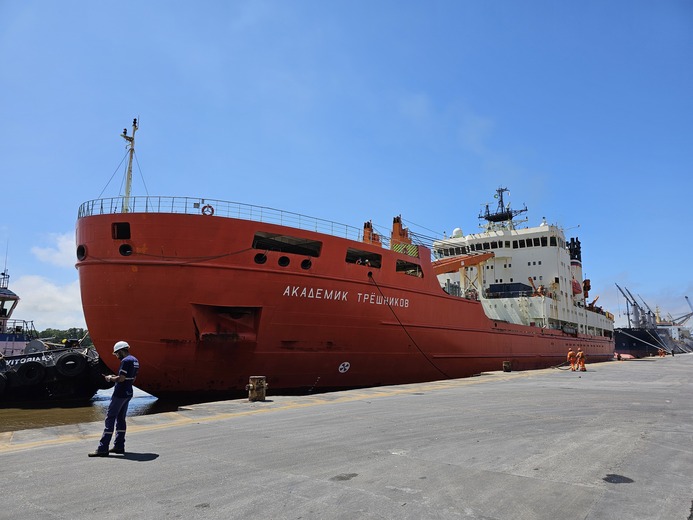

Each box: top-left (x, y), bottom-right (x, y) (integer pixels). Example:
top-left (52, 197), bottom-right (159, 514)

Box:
top-left (77, 196), bottom-right (370, 244)
top-left (0, 319), bottom-right (37, 336)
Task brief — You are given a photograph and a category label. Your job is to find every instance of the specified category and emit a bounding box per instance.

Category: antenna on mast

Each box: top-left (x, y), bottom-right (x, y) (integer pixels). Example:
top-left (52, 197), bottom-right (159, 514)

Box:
top-left (479, 187), bottom-right (527, 231)
top-left (120, 118), bottom-right (138, 213)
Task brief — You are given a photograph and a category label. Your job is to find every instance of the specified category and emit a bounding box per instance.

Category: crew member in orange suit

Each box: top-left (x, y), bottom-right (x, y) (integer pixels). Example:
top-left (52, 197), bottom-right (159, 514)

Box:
top-left (576, 347), bottom-right (586, 371)
top-left (567, 348), bottom-right (577, 371)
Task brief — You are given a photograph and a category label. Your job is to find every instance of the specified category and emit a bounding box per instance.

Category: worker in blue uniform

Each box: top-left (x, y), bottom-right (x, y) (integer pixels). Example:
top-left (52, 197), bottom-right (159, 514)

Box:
top-left (88, 341), bottom-right (139, 457)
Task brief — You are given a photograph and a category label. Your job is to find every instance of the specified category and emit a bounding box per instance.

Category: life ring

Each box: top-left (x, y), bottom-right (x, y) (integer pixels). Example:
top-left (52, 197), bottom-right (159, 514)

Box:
top-left (201, 204), bottom-right (215, 216)
top-left (56, 352), bottom-right (87, 378)
top-left (16, 361), bottom-right (46, 386)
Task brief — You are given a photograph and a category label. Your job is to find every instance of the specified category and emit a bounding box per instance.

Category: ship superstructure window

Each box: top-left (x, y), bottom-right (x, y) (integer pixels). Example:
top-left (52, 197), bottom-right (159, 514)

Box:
top-left (252, 232), bottom-right (322, 257)
top-left (112, 222), bottom-right (131, 240)
top-left (550, 237), bottom-right (557, 246)
top-left (396, 259), bottom-right (423, 277)
top-left (346, 248), bottom-right (382, 268)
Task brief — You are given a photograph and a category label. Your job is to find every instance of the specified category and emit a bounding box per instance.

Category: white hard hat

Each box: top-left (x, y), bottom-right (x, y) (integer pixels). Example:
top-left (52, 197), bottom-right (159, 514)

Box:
top-left (113, 341), bottom-right (130, 353)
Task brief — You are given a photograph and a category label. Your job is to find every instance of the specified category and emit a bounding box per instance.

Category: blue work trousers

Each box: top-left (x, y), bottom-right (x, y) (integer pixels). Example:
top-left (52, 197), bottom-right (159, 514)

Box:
top-left (97, 395), bottom-right (132, 452)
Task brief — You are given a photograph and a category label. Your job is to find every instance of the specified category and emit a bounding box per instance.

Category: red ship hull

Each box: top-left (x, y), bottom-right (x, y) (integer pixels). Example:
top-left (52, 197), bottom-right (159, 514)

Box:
top-left (76, 202), bottom-right (613, 398)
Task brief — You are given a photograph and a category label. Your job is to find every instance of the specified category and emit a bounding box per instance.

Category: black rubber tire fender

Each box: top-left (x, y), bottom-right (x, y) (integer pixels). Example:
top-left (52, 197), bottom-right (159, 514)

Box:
top-left (0, 372), bottom-right (6, 395)
top-left (16, 361), bottom-right (46, 385)
top-left (56, 352), bottom-right (88, 378)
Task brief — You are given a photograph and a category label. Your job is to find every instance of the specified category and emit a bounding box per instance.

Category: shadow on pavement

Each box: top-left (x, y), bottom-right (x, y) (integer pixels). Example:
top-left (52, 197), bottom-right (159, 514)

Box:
top-left (113, 452), bottom-right (159, 462)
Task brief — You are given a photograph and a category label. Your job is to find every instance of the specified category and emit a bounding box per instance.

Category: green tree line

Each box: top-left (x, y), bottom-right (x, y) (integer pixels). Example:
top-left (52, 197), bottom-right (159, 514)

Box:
top-left (36, 328), bottom-right (94, 347)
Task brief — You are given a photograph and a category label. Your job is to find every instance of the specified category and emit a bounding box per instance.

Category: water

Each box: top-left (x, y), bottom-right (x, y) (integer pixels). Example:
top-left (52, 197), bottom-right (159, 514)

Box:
top-left (0, 387), bottom-right (193, 433)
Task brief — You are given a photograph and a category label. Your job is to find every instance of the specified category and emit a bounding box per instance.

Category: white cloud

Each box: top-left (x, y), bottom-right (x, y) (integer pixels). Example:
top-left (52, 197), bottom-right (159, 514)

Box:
top-left (31, 233), bottom-right (75, 268)
top-left (398, 93), bottom-right (433, 123)
top-left (459, 114), bottom-right (495, 155)
top-left (10, 275), bottom-right (85, 330)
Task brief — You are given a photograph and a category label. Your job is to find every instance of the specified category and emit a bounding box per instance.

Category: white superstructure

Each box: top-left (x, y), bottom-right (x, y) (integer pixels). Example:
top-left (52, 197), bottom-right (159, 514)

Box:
top-left (433, 188), bottom-right (613, 338)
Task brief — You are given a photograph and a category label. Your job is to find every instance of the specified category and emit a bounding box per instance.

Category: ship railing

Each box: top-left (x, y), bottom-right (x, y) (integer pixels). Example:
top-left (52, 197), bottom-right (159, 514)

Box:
top-left (0, 319), bottom-right (37, 336)
top-left (78, 196), bottom-right (369, 243)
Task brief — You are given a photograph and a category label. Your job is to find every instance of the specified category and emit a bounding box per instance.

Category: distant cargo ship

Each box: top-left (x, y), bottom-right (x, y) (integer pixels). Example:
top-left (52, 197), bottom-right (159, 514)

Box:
top-left (614, 284), bottom-right (693, 357)
top-left (75, 121), bottom-right (614, 398)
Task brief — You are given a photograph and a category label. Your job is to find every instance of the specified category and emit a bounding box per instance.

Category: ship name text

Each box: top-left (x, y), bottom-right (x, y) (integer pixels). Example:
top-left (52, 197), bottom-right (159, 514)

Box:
top-left (283, 285), bottom-right (348, 301)
top-left (5, 354), bottom-right (52, 366)
top-left (356, 292), bottom-right (409, 307)
top-left (282, 285), bottom-right (409, 307)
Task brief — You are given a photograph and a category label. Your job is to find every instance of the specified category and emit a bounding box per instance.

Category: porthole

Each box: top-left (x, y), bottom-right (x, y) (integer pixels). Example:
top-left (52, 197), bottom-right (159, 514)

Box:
top-left (278, 256), bottom-right (290, 267)
top-left (119, 244), bottom-right (133, 256)
top-left (300, 259), bottom-right (312, 270)
top-left (254, 253), bottom-right (267, 264)
top-left (76, 245), bottom-right (87, 261)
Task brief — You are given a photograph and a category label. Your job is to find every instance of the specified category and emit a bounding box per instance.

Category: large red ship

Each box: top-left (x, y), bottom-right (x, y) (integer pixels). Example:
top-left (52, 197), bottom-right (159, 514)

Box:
top-left (75, 121), bottom-right (614, 398)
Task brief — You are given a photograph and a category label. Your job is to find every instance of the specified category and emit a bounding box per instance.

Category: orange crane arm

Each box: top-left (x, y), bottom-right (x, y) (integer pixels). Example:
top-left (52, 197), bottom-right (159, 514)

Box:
top-left (432, 252), bottom-right (495, 275)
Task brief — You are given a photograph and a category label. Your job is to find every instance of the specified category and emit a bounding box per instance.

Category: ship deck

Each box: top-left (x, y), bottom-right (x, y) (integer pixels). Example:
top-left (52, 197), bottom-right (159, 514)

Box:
top-left (78, 195), bottom-right (372, 244)
top-left (1, 355), bottom-right (691, 519)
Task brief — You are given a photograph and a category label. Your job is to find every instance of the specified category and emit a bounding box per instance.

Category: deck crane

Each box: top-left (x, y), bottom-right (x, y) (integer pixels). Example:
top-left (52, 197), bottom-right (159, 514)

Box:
top-left (637, 294), bottom-right (658, 328)
top-left (626, 287), bottom-right (655, 328)
top-left (668, 296), bottom-right (693, 326)
top-left (615, 283), bottom-right (636, 328)
top-left (615, 284), bottom-right (650, 328)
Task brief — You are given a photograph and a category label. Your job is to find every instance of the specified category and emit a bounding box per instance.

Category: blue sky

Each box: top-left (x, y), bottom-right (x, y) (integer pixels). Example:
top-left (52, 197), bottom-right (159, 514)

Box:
top-left (1, 1), bottom-right (691, 330)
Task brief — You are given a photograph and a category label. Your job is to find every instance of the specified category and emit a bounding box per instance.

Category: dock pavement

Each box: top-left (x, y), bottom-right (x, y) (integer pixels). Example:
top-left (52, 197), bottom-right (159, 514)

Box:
top-left (1, 354), bottom-right (692, 520)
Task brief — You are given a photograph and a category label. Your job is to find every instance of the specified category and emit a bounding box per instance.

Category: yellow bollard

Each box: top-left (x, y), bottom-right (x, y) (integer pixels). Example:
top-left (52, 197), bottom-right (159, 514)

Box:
top-left (246, 376), bottom-right (267, 402)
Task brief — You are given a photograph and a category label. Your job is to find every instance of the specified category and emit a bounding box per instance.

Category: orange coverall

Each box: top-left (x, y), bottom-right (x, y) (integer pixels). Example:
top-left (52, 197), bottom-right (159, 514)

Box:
top-left (567, 349), bottom-right (576, 371)
top-left (576, 349), bottom-right (586, 371)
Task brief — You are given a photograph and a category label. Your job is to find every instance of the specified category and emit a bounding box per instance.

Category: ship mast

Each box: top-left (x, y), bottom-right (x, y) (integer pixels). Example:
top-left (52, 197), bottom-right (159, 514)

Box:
top-left (479, 187), bottom-right (527, 231)
top-left (120, 118), bottom-right (138, 213)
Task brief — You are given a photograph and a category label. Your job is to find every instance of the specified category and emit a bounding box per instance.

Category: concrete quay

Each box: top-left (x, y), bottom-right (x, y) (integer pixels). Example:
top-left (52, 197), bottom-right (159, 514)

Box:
top-left (1, 355), bottom-right (692, 520)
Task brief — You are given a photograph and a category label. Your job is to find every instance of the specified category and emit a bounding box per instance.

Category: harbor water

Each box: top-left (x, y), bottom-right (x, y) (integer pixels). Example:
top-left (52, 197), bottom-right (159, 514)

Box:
top-left (0, 387), bottom-right (192, 433)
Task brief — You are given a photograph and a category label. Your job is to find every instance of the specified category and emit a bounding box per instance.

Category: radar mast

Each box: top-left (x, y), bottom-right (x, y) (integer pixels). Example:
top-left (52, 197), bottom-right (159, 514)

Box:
top-left (479, 187), bottom-right (527, 231)
top-left (120, 118), bottom-right (138, 213)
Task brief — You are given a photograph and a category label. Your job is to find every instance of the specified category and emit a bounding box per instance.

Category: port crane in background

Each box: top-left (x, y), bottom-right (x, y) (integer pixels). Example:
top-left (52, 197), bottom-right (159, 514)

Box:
top-left (666, 296), bottom-right (693, 326)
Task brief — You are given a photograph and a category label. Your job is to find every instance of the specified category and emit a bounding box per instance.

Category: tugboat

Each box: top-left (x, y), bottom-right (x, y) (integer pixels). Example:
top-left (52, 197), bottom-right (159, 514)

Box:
top-left (0, 269), bottom-right (111, 402)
